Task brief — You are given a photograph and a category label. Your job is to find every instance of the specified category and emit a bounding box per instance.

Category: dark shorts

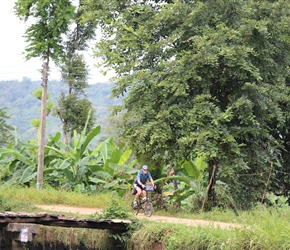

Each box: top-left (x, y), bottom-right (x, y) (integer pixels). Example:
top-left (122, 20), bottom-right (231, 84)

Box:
top-left (134, 183), bottom-right (146, 191)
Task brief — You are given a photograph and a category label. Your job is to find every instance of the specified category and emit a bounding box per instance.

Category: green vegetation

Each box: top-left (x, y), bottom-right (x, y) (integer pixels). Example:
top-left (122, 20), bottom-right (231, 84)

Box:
top-left (0, 184), bottom-right (127, 210)
top-left (0, 107), bottom-right (13, 147)
top-left (31, 227), bottom-right (116, 250)
top-left (93, 199), bottom-right (131, 220)
top-left (1, 0), bottom-right (290, 248)
top-left (1, 185), bottom-right (290, 249)
top-left (90, 0), bottom-right (290, 210)
top-left (2, 0), bottom-right (288, 212)
top-left (130, 215), bottom-right (290, 250)
top-left (14, 0), bottom-right (76, 183)
top-left (55, 0), bottom-right (97, 145)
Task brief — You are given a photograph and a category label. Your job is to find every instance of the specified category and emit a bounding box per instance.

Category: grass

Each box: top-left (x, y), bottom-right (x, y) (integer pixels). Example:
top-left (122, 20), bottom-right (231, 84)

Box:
top-left (130, 213), bottom-right (290, 250)
top-left (0, 184), bottom-right (129, 211)
top-left (30, 227), bottom-right (116, 250)
top-left (1, 184), bottom-right (290, 249)
top-left (156, 206), bottom-right (240, 223)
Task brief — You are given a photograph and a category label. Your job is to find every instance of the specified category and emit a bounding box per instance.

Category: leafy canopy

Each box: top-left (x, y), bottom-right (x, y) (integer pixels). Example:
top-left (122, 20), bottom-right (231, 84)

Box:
top-left (14, 0), bottom-right (75, 62)
top-left (89, 0), bottom-right (290, 206)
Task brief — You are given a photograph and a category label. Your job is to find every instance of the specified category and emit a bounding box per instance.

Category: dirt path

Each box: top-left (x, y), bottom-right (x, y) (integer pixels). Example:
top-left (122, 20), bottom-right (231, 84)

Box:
top-left (35, 205), bottom-right (240, 230)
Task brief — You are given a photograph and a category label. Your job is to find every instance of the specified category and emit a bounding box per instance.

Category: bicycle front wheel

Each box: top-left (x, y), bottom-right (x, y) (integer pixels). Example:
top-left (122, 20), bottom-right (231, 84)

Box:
top-left (144, 201), bottom-right (153, 217)
top-left (132, 202), bottom-right (140, 215)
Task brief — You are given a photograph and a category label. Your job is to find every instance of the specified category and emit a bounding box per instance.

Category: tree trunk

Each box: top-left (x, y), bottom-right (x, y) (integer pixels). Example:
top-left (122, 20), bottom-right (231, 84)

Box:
top-left (173, 179), bottom-right (180, 209)
top-left (37, 61), bottom-right (49, 189)
top-left (63, 121), bottom-right (69, 147)
top-left (169, 167), bottom-right (181, 210)
top-left (207, 162), bottom-right (217, 209)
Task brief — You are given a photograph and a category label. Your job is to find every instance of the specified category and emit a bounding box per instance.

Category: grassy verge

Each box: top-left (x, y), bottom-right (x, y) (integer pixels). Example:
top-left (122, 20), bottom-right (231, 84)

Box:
top-left (127, 204), bottom-right (290, 249)
top-left (0, 184), bottom-right (129, 211)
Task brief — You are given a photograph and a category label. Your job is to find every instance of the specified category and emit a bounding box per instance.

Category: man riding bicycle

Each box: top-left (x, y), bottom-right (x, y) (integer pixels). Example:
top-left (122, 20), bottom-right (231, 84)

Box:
top-left (133, 165), bottom-right (155, 208)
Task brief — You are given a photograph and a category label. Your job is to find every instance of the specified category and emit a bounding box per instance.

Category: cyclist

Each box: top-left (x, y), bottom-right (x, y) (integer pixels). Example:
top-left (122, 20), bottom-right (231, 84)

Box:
top-left (133, 165), bottom-right (155, 207)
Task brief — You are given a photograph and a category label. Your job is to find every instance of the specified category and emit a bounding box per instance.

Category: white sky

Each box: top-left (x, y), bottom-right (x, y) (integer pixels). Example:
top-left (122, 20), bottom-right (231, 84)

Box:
top-left (0, 0), bottom-right (113, 83)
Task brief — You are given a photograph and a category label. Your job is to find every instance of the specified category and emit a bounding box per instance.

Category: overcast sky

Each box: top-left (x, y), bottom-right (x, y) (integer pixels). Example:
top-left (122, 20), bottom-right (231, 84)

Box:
top-left (0, 0), bottom-right (113, 83)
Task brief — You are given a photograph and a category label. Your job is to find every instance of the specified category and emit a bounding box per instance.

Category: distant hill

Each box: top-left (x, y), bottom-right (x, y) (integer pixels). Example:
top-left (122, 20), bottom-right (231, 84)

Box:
top-left (0, 78), bottom-right (121, 142)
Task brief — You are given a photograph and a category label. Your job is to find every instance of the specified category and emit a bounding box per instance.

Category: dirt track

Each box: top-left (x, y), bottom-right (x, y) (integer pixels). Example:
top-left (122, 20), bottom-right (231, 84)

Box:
top-left (35, 205), bottom-right (240, 230)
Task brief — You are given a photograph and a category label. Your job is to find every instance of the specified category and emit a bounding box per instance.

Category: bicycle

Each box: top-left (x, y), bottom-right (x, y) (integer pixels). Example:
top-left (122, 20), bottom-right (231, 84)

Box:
top-left (132, 184), bottom-right (154, 217)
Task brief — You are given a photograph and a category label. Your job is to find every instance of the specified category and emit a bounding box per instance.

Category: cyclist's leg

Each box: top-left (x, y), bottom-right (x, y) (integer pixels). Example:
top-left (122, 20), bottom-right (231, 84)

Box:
top-left (141, 190), bottom-right (147, 203)
top-left (134, 185), bottom-right (142, 204)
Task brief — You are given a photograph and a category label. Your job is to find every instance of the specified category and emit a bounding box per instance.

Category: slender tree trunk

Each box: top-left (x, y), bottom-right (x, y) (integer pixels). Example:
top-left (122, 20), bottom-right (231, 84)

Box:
top-left (207, 163), bottom-right (217, 207)
top-left (169, 166), bottom-right (181, 209)
top-left (261, 162), bottom-right (273, 204)
top-left (173, 179), bottom-right (180, 209)
top-left (37, 60), bottom-right (49, 189)
top-left (63, 121), bottom-right (69, 147)
top-left (201, 163), bottom-right (217, 212)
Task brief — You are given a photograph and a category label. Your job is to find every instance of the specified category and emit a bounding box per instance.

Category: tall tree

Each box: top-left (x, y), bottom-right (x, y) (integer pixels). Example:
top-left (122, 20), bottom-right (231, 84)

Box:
top-left (14, 0), bottom-right (75, 188)
top-left (55, 0), bottom-right (97, 145)
top-left (269, 87), bottom-right (290, 204)
top-left (90, 0), bottom-right (290, 208)
top-left (0, 108), bottom-right (13, 147)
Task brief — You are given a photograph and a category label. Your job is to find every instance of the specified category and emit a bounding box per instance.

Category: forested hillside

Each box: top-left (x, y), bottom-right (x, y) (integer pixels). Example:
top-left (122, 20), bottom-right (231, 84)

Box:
top-left (0, 78), bottom-right (119, 141)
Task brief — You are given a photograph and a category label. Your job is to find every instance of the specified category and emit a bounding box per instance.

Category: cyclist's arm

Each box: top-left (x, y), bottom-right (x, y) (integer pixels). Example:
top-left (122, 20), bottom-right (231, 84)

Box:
top-left (134, 180), bottom-right (144, 188)
top-left (150, 178), bottom-right (155, 187)
top-left (147, 172), bottom-right (155, 188)
top-left (137, 179), bottom-right (144, 187)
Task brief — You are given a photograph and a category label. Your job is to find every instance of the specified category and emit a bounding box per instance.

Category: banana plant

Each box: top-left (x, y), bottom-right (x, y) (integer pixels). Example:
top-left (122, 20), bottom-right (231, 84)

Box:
top-left (0, 141), bottom-right (38, 185)
top-left (0, 107), bottom-right (138, 192)
top-left (89, 143), bottom-right (138, 196)
top-left (43, 124), bottom-right (137, 193)
top-left (154, 156), bottom-right (208, 202)
top-left (43, 125), bottom-right (103, 191)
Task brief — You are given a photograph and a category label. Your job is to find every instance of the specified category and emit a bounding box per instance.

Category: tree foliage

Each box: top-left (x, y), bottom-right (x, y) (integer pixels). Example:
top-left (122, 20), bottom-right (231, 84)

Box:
top-left (14, 0), bottom-right (75, 62)
top-left (0, 108), bottom-right (13, 147)
top-left (90, 0), bottom-right (290, 208)
top-left (56, 93), bottom-right (95, 138)
top-left (55, 0), bottom-right (97, 145)
top-left (14, 0), bottom-right (77, 188)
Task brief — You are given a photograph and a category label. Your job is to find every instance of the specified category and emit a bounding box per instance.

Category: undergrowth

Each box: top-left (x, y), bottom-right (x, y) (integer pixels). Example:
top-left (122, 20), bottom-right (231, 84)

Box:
top-left (92, 199), bottom-right (131, 220)
top-left (91, 199), bottom-right (143, 249)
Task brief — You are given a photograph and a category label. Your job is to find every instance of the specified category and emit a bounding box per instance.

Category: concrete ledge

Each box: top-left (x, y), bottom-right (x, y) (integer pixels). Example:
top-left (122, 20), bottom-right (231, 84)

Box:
top-left (6, 223), bottom-right (40, 234)
top-left (6, 223), bottom-right (40, 242)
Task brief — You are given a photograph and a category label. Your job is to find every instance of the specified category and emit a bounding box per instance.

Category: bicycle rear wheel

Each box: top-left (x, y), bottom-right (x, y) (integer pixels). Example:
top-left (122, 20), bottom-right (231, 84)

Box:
top-left (144, 201), bottom-right (153, 217)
